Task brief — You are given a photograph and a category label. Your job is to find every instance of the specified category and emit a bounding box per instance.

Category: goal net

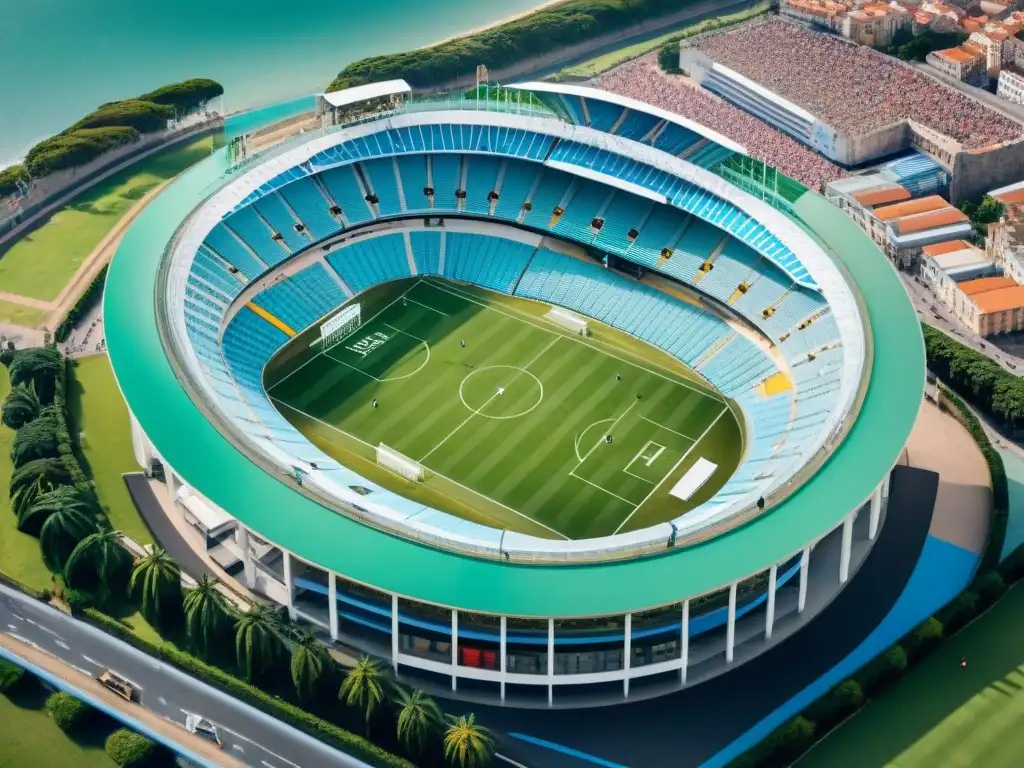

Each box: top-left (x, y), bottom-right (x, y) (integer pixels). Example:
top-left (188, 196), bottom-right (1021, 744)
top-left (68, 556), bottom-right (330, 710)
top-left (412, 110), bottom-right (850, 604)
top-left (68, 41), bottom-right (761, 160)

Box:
top-left (312, 304), bottom-right (361, 351)
top-left (376, 444), bottom-right (425, 482)
top-left (546, 307), bottom-right (589, 336)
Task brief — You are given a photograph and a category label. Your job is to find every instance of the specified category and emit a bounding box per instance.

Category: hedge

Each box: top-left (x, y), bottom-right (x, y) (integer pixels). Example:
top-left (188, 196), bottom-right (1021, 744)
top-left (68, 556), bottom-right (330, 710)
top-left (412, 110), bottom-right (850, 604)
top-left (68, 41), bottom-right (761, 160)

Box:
top-left (53, 350), bottom-right (93, 497)
top-left (45, 691), bottom-right (91, 731)
top-left (25, 127), bottom-right (141, 177)
top-left (138, 79), bottom-right (224, 111)
top-left (55, 265), bottom-right (108, 343)
top-left (0, 165), bottom-right (29, 198)
top-left (327, 0), bottom-right (705, 92)
top-left (105, 728), bottom-right (156, 767)
top-left (0, 658), bottom-right (26, 692)
top-left (81, 610), bottom-right (415, 768)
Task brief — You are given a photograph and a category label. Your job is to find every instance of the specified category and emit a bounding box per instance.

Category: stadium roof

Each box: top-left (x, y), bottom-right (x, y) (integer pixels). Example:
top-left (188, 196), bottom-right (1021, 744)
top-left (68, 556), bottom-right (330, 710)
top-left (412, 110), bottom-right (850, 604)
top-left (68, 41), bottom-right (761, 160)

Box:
top-left (105, 151), bottom-right (922, 618)
top-left (322, 79), bottom-right (410, 108)
top-left (507, 81), bottom-right (748, 156)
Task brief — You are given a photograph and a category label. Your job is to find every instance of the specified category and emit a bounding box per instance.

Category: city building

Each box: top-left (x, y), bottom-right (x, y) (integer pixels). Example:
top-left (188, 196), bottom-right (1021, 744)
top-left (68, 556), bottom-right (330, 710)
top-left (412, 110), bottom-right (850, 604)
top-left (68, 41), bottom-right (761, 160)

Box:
top-left (953, 275), bottom-right (1024, 334)
top-left (919, 240), bottom-right (1002, 329)
top-left (997, 68), bottom-right (1024, 104)
top-left (927, 45), bottom-right (986, 82)
top-left (106, 81), bottom-right (922, 706)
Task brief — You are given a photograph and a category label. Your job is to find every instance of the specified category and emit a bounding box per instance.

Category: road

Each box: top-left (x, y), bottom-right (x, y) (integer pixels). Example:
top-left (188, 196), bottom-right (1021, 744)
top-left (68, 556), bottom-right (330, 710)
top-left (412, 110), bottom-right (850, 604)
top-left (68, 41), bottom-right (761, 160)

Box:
top-left (901, 273), bottom-right (1024, 375)
top-left (0, 584), bottom-right (371, 768)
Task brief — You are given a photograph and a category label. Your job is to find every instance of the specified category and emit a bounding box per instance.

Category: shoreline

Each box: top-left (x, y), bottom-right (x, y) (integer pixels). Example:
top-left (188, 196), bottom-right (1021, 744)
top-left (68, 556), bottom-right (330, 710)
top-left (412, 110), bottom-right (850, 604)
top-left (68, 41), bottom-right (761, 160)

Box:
top-left (420, 0), bottom-right (568, 49)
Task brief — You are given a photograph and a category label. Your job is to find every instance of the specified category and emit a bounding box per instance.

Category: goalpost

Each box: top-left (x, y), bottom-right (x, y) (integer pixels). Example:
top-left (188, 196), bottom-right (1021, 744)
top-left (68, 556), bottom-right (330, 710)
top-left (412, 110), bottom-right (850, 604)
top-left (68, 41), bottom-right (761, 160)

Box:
top-left (546, 307), bottom-right (589, 336)
top-left (312, 304), bottom-right (362, 352)
top-left (376, 444), bottom-right (425, 482)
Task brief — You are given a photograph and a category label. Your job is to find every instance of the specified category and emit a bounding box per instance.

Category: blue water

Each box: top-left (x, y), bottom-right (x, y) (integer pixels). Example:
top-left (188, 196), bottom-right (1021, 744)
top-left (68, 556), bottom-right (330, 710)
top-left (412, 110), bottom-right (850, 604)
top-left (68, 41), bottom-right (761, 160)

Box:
top-left (0, 0), bottom-right (544, 165)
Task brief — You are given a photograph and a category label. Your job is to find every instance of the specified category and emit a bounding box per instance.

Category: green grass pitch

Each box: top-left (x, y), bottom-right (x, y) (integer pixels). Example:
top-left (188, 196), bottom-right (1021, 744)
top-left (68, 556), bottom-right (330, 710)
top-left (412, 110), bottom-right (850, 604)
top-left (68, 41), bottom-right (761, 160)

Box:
top-left (266, 278), bottom-right (743, 540)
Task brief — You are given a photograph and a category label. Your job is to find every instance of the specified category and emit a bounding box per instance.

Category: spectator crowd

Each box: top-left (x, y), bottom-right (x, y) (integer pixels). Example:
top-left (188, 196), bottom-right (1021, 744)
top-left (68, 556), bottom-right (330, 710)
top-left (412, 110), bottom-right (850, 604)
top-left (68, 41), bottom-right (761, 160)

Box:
top-left (596, 55), bottom-right (845, 191)
top-left (694, 17), bottom-right (1023, 149)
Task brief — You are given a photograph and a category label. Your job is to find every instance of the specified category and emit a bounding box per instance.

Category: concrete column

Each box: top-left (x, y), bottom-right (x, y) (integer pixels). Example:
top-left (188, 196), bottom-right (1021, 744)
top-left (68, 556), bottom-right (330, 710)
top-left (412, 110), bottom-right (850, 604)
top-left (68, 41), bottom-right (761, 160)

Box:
top-left (282, 551), bottom-right (295, 621)
top-left (500, 616), bottom-right (507, 702)
top-left (726, 582), bottom-right (738, 664)
top-left (451, 610), bottom-right (459, 691)
top-left (765, 564), bottom-right (778, 641)
top-left (869, 484), bottom-right (883, 541)
top-left (680, 600), bottom-right (690, 684)
top-left (166, 470), bottom-right (179, 505)
top-left (798, 546), bottom-right (810, 613)
top-left (623, 613), bottom-right (632, 698)
top-left (547, 619), bottom-right (555, 707)
top-left (236, 526), bottom-right (256, 590)
top-left (840, 513), bottom-right (854, 584)
top-left (391, 594), bottom-right (399, 671)
top-left (328, 573), bottom-right (339, 642)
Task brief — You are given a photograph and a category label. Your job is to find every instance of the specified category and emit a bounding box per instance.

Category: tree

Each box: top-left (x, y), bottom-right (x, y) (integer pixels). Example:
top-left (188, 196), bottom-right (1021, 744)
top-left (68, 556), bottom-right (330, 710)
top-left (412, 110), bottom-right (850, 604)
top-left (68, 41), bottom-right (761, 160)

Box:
top-left (183, 575), bottom-right (233, 656)
top-left (8, 346), bottom-right (62, 403)
top-left (138, 79), bottom-right (224, 112)
top-left (9, 457), bottom-right (71, 517)
top-left (0, 659), bottom-right (25, 692)
top-left (1, 383), bottom-right (40, 429)
top-left (10, 412), bottom-right (59, 466)
top-left (105, 729), bottom-right (156, 767)
top-left (18, 486), bottom-right (97, 571)
top-left (340, 655), bottom-right (393, 733)
top-left (129, 547), bottom-right (182, 627)
top-left (443, 713), bottom-right (494, 768)
top-left (291, 628), bottom-right (331, 703)
top-left (63, 529), bottom-right (132, 600)
top-left (235, 603), bottom-right (286, 682)
top-left (45, 692), bottom-right (90, 731)
top-left (395, 687), bottom-right (443, 756)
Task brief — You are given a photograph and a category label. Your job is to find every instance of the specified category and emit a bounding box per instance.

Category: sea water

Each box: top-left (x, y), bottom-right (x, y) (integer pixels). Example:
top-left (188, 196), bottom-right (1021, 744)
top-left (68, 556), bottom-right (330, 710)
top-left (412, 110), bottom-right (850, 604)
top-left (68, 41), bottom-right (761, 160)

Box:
top-left (0, 0), bottom-right (543, 165)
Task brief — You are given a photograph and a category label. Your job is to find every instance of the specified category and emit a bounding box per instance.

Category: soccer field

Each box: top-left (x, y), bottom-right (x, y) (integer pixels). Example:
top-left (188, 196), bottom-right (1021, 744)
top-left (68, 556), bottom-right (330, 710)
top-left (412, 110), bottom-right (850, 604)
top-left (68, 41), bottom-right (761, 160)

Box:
top-left (266, 279), bottom-right (742, 540)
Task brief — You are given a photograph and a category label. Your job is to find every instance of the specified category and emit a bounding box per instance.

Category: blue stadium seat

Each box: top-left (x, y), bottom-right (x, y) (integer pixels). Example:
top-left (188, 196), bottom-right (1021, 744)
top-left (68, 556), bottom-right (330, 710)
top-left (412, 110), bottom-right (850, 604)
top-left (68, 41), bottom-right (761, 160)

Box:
top-left (462, 155), bottom-right (502, 216)
top-left (362, 158), bottom-right (404, 216)
top-left (278, 178), bottom-right (343, 241)
top-left (325, 233), bottom-right (413, 295)
top-left (252, 263), bottom-right (346, 332)
top-left (203, 224), bottom-right (267, 280)
top-left (252, 193), bottom-right (309, 252)
top-left (395, 155), bottom-right (429, 212)
top-left (410, 231), bottom-right (443, 276)
top-left (443, 233), bottom-right (536, 293)
top-left (430, 154), bottom-right (462, 208)
top-left (223, 207), bottom-right (291, 266)
top-left (318, 166), bottom-right (375, 225)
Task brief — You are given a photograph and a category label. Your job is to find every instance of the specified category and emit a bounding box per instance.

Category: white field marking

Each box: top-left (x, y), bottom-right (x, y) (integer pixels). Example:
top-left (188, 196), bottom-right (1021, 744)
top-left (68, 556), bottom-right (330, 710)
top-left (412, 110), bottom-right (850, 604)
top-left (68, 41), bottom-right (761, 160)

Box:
top-left (622, 441), bottom-right (664, 483)
top-left (570, 471), bottom-right (641, 505)
top-left (574, 418), bottom-right (615, 462)
top-left (326, 328), bottom-right (431, 384)
top-left (419, 336), bottom-right (559, 463)
top-left (577, 400), bottom-right (637, 466)
top-left (638, 414), bottom-right (697, 440)
top-left (645, 444), bottom-right (666, 467)
top-left (625, 441), bottom-right (657, 475)
top-left (266, 279), bottom-right (423, 392)
top-left (10, 614), bottom-right (23, 622)
top-left (402, 296), bottom-right (449, 316)
top-left (622, 466), bottom-right (656, 484)
top-left (613, 405), bottom-right (729, 535)
top-left (423, 277), bottom-right (726, 403)
top-left (458, 365), bottom-right (545, 421)
top-left (324, 350), bottom-right (381, 382)
top-left (269, 397), bottom-right (570, 540)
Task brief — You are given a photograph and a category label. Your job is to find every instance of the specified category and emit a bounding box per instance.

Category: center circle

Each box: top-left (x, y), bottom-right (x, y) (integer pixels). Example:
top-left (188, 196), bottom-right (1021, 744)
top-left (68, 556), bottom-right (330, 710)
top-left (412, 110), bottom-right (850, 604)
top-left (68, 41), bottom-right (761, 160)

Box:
top-left (459, 365), bottom-right (544, 420)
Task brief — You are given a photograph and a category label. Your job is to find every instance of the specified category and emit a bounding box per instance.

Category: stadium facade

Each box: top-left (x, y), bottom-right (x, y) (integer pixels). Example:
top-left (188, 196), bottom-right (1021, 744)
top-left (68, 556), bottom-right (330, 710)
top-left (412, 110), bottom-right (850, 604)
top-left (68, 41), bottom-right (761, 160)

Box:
top-left (106, 81), bottom-right (924, 706)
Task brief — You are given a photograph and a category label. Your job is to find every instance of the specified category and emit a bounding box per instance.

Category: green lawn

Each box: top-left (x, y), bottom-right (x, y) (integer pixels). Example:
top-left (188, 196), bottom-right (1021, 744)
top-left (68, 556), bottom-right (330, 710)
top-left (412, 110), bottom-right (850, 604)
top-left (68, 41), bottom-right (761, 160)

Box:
top-left (0, 364), bottom-right (57, 591)
top-left (0, 681), bottom-right (116, 768)
top-left (0, 136), bottom-right (214, 308)
top-left (268, 279), bottom-right (741, 540)
top-left (799, 583), bottom-right (1024, 768)
top-left (0, 300), bottom-right (46, 328)
top-left (67, 355), bottom-right (152, 546)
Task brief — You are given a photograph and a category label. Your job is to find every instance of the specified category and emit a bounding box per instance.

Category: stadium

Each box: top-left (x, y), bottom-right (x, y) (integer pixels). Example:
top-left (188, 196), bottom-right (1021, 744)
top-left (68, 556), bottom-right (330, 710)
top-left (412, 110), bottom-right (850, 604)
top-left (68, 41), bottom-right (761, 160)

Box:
top-left (105, 79), bottom-right (923, 706)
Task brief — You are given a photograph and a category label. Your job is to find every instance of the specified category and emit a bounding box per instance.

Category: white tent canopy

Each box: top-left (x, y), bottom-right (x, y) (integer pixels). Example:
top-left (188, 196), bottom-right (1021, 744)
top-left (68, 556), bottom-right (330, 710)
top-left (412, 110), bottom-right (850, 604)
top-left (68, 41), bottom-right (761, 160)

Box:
top-left (322, 79), bottom-right (412, 109)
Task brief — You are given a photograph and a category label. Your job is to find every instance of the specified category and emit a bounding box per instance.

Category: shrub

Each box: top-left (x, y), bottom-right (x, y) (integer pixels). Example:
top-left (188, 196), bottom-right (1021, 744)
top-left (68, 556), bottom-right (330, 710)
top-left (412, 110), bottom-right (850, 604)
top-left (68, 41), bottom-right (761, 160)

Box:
top-left (25, 127), bottom-right (141, 177)
top-left (139, 79), bottom-right (224, 111)
top-left (904, 617), bottom-right (944, 663)
top-left (972, 570), bottom-right (1007, 609)
top-left (105, 729), bottom-right (156, 767)
top-left (0, 165), bottom-right (29, 198)
top-left (856, 644), bottom-right (907, 695)
top-left (805, 679), bottom-right (863, 730)
top-left (45, 691), bottom-right (90, 731)
top-left (0, 659), bottom-right (25, 692)
top-left (54, 266), bottom-right (108, 343)
top-left (936, 590), bottom-right (979, 633)
top-left (71, 100), bottom-right (174, 134)
top-left (658, 42), bottom-right (681, 73)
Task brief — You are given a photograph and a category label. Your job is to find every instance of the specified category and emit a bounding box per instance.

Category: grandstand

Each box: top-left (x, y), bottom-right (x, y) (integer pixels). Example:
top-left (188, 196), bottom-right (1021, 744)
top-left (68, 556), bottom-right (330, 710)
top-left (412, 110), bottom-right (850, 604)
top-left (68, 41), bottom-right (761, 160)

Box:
top-left (107, 81), bottom-right (922, 706)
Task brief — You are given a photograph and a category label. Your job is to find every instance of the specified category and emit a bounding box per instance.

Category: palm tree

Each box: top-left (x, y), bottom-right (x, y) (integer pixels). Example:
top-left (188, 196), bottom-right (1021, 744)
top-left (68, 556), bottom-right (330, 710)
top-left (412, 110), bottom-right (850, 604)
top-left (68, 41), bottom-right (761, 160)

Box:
top-left (129, 548), bottom-right (181, 627)
top-left (8, 345), bottom-right (62, 403)
top-left (183, 575), bottom-right (232, 656)
top-left (17, 486), bottom-right (97, 572)
top-left (339, 655), bottom-right (392, 734)
top-left (1, 383), bottom-right (40, 429)
top-left (290, 629), bottom-right (331, 702)
top-left (234, 604), bottom-right (285, 682)
top-left (395, 687), bottom-right (443, 757)
top-left (63, 529), bottom-right (132, 598)
top-left (9, 457), bottom-right (72, 517)
top-left (443, 713), bottom-right (494, 768)
top-left (11, 413), bottom-right (60, 467)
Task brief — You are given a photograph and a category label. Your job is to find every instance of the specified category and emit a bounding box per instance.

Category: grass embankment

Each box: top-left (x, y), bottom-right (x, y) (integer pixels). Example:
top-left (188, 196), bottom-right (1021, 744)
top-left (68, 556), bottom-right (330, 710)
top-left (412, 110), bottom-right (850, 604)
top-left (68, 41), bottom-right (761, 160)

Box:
top-left (558, 2), bottom-right (769, 78)
top-left (67, 355), bottom-right (152, 546)
top-left (798, 582), bottom-right (1024, 768)
top-left (0, 137), bottom-right (214, 312)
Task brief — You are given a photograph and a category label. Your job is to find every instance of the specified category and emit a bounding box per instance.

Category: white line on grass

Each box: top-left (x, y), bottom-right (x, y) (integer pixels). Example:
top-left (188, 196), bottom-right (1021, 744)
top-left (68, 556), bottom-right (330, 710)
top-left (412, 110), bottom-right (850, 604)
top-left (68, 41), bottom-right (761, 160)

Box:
top-left (266, 280), bottom-right (423, 392)
top-left (270, 397), bottom-right (569, 540)
top-left (419, 336), bottom-right (560, 463)
top-left (578, 401), bottom-right (637, 465)
top-left (612, 405), bottom-right (730, 535)
top-left (570, 471), bottom-right (641, 505)
top-left (638, 414), bottom-right (696, 441)
top-left (402, 296), bottom-right (449, 316)
top-left (324, 350), bottom-right (381, 382)
top-left (622, 467), bottom-right (656, 484)
top-left (423, 277), bottom-right (725, 403)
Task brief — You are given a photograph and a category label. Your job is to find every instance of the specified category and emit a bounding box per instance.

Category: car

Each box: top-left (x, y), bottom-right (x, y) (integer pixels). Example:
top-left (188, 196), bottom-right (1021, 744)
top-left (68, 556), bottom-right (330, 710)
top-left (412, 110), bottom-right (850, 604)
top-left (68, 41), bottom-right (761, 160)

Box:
top-left (184, 713), bottom-right (222, 748)
top-left (97, 670), bottom-right (139, 703)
